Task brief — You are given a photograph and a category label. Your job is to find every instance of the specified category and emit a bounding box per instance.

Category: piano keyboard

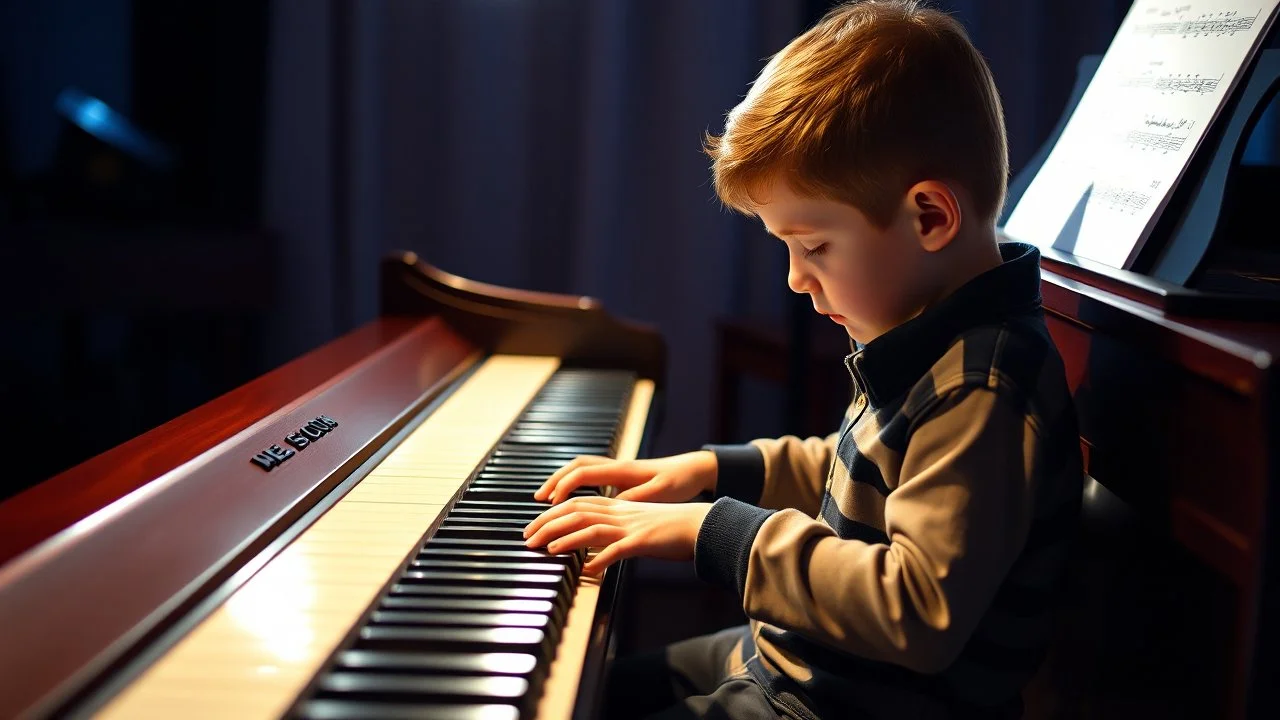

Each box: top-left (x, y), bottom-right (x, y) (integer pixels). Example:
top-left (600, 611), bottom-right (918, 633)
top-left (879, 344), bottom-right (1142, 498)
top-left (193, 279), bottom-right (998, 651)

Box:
top-left (92, 355), bottom-right (655, 719)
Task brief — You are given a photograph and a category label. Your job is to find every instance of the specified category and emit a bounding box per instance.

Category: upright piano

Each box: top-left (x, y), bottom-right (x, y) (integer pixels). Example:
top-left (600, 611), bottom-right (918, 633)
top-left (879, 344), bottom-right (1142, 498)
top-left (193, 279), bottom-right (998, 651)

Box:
top-left (0, 253), bottom-right (665, 720)
top-left (1028, 257), bottom-right (1280, 720)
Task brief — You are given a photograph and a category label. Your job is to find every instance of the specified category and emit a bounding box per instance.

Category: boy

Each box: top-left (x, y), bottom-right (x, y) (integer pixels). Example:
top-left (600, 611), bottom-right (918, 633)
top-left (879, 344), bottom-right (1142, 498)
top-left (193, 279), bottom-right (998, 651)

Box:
top-left (523, 1), bottom-right (1083, 717)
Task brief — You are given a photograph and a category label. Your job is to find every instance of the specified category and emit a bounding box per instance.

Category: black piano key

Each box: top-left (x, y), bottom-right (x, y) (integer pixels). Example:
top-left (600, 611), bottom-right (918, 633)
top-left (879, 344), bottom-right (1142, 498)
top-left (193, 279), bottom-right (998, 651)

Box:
top-left (476, 471), bottom-right (553, 481)
top-left (316, 673), bottom-right (532, 714)
top-left (458, 491), bottom-right (538, 504)
top-left (445, 508), bottom-right (545, 520)
top-left (511, 417), bottom-right (617, 428)
top-left (408, 559), bottom-right (569, 577)
top-left (299, 700), bottom-right (520, 720)
top-left (440, 518), bottom-right (545, 533)
top-left (462, 489), bottom-right (595, 503)
top-left (525, 396), bottom-right (622, 404)
top-left (512, 421), bottom-right (618, 432)
top-left (433, 515), bottom-right (532, 529)
top-left (415, 548), bottom-right (579, 570)
top-left (414, 553), bottom-right (577, 576)
top-left (421, 537), bottom-right (585, 564)
top-left (357, 626), bottom-right (549, 656)
top-left (415, 548), bottom-right (564, 563)
top-left (405, 562), bottom-right (571, 594)
top-left (370, 611), bottom-right (554, 635)
top-left (497, 442), bottom-right (611, 454)
top-left (450, 500), bottom-right (552, 512)
top-left (387, 584), bottom-right (565, 609)
top-left (437, 517), bottom-right (532, 535)
top-left (466, 481), bottom-right (551, 492)
top-left (485, 456), bottom-right (574, 469)
top-left (503, 432), bottom-right (616, 445)
top-left (336, 649), bottom-right (539, 676)
top-left (398, 570), bottom-right (565, 590)
top-left (507, 423), bottom-right (616, 433)
top-left (379, 597), bottom-right (555, 616)
top-left (422, 537), bottom-right (549, 550)
top-left (366, 615), bottom-right (558, 655)
top-left (385, 587), bottom-right (567, 624)
top-left (491, 440), bottom-right (606, 450)
top-left (519, 403), bottom-right (621, 413)
top-left (407, 558), bottom-right (573, 591)
top-left (462, 487), bottom-right (589, 498)
top-left (391, 571), bottom-right (568, 609)
top-left (491, 450), bottom-right (583, 462)
top-left (469, 477), bottom-right (550, 487)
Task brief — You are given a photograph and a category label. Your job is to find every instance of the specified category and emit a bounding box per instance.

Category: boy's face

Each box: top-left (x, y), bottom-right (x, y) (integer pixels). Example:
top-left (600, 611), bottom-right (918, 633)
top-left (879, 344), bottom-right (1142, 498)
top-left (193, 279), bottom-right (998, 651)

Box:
top-left (756, 181), bottom-right (934, 345)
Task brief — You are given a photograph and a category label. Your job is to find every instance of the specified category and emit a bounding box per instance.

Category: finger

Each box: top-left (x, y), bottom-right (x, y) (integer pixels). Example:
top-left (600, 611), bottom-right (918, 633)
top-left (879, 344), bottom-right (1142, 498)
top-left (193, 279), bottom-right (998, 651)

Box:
top-left (534, 455), bottom-right (609, 501)
top-left (615, 474), bottom-right (670, 502)
top-left (583, 539), bottom-right (636, 576)
top-left (525, 510), bottom-right (616, 550)
top-left (550, 465), bottom-right (622, 504)
top-left (545, 524), bottom-right (625, 556)
top-left (522, 496), bottom-right (615, 539)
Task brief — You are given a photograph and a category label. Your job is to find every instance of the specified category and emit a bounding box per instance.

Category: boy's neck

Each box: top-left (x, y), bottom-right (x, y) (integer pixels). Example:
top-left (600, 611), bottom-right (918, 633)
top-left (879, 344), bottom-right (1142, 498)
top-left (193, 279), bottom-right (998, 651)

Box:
top-left (924, 225), bottom-right (1002, 309)
top-left (860, 226), bottom-right (1003, 346)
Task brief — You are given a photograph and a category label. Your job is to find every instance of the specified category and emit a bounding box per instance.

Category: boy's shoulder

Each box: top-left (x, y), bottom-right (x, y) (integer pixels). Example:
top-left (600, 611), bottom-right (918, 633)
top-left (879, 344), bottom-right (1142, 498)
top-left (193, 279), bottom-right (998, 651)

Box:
top-left (901, 317), bottom-right (1071, 434)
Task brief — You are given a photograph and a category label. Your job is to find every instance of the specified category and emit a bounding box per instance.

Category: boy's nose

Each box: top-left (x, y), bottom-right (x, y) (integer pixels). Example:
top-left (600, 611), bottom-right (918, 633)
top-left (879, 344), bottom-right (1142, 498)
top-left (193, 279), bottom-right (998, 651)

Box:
top-left (787, 260), bottom-right (816, 294)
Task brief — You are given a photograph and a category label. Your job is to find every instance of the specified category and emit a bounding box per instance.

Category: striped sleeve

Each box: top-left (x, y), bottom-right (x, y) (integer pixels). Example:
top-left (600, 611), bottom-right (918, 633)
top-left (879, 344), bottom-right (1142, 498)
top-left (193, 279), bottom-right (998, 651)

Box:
top-left (714, 386), bottom-right (1038, 673)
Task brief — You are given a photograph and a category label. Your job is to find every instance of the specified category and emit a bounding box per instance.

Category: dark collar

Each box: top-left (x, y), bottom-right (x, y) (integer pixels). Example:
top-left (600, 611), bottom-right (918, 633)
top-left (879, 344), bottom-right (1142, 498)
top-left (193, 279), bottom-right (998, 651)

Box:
top-left (844, 241), bottom-right (1043, 408)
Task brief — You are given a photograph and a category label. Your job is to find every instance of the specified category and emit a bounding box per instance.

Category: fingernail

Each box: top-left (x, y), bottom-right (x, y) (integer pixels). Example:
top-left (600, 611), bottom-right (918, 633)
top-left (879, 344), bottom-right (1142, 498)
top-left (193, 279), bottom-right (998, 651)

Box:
top-left (524, 536), bottom-right (534, 547)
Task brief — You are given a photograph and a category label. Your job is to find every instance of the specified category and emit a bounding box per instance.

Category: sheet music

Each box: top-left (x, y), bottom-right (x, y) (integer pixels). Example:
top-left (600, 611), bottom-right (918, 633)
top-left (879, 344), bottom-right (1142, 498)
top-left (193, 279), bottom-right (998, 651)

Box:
top-left (1002, 0), bottom-right (1280, 269)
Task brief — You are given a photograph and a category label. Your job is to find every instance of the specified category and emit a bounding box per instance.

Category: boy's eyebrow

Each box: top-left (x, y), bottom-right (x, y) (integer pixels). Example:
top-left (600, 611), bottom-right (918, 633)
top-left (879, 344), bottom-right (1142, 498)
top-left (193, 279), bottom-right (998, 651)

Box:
top-left (764, 226), bottom-right (817, 238)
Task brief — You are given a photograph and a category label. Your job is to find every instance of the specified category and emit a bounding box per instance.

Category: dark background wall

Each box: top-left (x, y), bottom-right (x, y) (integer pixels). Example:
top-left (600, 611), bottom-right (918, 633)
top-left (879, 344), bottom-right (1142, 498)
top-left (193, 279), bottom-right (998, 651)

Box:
top-left (0, 0), bottom-right (1271, 505)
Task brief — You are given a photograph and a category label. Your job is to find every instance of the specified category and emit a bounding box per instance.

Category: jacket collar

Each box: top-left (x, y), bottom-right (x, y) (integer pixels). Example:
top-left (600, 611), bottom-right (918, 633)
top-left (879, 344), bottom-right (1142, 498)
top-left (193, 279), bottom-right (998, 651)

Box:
top-left (844, 241), bottom-right (1043, 408)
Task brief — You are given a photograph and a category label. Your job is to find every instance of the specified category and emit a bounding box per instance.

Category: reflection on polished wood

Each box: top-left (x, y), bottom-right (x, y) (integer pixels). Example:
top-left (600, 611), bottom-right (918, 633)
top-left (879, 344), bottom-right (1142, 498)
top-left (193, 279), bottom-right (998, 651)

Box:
top-left (95, 354), bottom-right (560, 719)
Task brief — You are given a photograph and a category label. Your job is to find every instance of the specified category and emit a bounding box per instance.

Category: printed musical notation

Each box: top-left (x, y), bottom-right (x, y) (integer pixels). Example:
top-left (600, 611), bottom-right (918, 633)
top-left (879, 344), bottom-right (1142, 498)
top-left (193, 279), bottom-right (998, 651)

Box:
top-left (1093, 184), bottom-right (1154, 214)
top-left (1134, 8), bottom-right (1261, 37)
top-left (1003, 0), bottom-right (1280, 271)
top-left (1118, 115), bottom-right (1196, 153)
top-left (1123, 129), bottom-right (1188, 153)
top-left (1121, 72), bottom-right (1223, 94)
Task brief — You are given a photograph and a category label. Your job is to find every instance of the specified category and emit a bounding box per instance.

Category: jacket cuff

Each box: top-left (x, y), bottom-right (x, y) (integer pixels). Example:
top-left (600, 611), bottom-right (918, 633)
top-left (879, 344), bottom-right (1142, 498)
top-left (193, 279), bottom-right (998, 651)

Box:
top-left (694, 496), bottom-right (775, 597)
top-left (702, 443), bottom-right (765, 504)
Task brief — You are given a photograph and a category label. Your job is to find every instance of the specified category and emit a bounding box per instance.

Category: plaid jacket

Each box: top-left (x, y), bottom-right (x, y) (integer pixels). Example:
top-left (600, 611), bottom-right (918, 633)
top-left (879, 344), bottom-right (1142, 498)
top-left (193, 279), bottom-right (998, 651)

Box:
top-left (696, 241), bottom-right (1083, 719)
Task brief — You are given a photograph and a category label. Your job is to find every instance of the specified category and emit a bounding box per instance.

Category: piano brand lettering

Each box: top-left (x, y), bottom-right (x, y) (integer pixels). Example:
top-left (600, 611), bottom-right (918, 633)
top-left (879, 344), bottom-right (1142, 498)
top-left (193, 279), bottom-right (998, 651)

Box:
top-left (250, 415), bottom-right (340, 471)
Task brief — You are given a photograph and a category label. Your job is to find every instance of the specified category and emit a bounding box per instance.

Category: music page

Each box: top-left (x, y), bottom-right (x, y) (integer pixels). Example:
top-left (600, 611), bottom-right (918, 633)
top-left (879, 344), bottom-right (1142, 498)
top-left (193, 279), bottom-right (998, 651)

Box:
top-left (1002, 0), bottom-right (1280, 268)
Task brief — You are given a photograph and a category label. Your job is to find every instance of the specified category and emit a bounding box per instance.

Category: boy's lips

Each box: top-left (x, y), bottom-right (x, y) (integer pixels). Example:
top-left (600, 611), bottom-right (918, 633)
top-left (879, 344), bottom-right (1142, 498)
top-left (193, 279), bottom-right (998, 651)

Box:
top-left (820, 312), bottom-right (845, 323)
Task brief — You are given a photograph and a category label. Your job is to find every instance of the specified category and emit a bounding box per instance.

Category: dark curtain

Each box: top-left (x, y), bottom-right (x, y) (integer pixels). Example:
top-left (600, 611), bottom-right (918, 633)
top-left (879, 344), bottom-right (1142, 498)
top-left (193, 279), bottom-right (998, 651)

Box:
top-left (263, 0), bottom-right (1138, 458)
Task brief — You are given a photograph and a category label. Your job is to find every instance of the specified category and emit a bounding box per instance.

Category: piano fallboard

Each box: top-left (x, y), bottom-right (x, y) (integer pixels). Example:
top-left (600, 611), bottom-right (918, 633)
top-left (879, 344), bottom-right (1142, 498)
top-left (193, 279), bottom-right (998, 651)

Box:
top-left (0, 253), bottom-right (668, 720)
top-left (0, 319), bottom-right (481, 717)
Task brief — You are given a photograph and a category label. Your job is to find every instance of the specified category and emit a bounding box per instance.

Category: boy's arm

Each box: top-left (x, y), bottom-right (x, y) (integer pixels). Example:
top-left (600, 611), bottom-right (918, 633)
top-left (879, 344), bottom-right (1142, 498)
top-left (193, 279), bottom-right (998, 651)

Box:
top-left (704, 433), bottom-right (837, 516)
top-left (695, 386), bottom-right (1045, 674)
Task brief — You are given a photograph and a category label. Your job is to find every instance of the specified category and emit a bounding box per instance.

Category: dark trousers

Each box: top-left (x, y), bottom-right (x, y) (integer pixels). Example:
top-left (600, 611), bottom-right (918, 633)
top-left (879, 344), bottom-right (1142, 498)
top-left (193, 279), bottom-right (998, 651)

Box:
top-left (601, 625), bottom-right (788, 720)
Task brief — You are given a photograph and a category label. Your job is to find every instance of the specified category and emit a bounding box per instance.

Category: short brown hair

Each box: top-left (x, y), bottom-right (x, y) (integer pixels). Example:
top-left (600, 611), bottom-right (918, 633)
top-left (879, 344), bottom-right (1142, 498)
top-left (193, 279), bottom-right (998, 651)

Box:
top-left (704, 0), bottom-right (1008, 228)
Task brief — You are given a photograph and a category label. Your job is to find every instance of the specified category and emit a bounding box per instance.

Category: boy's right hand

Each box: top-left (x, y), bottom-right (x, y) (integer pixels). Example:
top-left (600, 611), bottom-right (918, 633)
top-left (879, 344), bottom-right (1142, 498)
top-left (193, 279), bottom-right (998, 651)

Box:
top-left (533, 450), bottom-right (718, 505)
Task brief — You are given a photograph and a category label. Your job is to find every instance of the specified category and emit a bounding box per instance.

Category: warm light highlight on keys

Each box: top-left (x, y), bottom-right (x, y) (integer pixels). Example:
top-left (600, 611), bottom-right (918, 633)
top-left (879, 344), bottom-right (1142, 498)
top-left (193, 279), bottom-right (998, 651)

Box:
top-left (94, 355), bottom-right (560, 720)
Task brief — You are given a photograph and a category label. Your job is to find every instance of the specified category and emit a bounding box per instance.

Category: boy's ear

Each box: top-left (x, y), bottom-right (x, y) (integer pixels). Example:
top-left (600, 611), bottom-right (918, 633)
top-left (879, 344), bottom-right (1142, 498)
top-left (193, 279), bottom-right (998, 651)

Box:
top-left (904, 180), bottom-right (960, 252)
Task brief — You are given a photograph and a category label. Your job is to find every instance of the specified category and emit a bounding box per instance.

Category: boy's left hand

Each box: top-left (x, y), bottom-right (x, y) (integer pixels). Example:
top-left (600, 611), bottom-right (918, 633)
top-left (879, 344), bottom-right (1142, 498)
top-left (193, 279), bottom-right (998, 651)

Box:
top-left (522, 496), bottom-right (712, 576)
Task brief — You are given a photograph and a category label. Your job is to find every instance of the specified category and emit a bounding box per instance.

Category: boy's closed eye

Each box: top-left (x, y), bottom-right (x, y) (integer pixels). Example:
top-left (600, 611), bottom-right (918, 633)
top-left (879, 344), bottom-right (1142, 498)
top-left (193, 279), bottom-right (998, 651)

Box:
top-left (802, 243), bottom-right (828, 258)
